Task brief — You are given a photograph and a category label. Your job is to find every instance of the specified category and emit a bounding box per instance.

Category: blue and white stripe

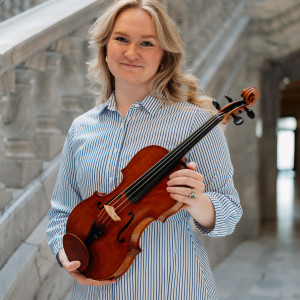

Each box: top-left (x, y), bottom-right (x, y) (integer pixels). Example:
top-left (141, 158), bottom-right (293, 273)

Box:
top-left (47, 93), bottom-right (242, 300)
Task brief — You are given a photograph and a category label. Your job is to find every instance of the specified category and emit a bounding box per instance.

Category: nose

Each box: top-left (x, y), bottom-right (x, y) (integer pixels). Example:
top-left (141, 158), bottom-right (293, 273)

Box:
top-left (124, 42), bottom-right (139, 60)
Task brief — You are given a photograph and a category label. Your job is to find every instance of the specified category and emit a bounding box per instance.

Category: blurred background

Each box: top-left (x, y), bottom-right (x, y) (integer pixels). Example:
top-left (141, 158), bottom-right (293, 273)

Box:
top-left (0, 0), bottom-right (299, 299)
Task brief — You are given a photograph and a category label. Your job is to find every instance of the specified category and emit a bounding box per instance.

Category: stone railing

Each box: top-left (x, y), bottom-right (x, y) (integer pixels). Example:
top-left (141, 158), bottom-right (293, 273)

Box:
top-left (0, 1), bottom-right (109, 299)
top-left (0, 0), bottom-right (49, 21)
top-left (0, 0), bottom-right (265, 299)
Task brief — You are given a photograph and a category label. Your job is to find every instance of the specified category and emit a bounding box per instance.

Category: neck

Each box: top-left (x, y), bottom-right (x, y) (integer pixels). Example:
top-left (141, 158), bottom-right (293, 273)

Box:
top-left (115, 83), bottom-right (150, 117)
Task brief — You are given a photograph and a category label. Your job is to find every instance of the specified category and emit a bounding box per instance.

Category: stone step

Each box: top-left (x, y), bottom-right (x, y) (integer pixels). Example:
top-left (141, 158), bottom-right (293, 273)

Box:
top-left (0, 215), bottom-right (73, 300)
top-left (0, 155), bottom-right (60, 269)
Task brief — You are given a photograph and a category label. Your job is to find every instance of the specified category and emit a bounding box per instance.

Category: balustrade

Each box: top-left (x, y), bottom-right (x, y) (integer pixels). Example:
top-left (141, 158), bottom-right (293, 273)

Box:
top-left (0, 67), bottom-right (43, 188)
top-left (0, 2), bottom-right (109, 297)
top-left (0, 0), bottom-right (48, 21)
top-left (0, 93), bottom-right (13, 213)
top-left (30, 50), bottom-right (64, 160)
top-left (0, 0), bottom-right (108, 190)
top-left (56, 35), bottom-right (85, 134)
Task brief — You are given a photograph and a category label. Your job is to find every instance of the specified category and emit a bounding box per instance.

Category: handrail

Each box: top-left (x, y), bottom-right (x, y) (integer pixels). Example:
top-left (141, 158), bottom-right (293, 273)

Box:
top-left (0, 0), bottom-right (105, 77)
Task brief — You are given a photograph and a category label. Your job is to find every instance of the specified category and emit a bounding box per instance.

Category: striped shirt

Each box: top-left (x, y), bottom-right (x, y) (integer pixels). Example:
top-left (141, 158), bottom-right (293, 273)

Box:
top-left (47, 93), bottom-right (242, 300)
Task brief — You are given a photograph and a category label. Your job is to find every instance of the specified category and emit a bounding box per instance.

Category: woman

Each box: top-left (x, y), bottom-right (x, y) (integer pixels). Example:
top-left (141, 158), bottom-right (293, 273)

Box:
top-left (47, 0), bottom-right (242, 299)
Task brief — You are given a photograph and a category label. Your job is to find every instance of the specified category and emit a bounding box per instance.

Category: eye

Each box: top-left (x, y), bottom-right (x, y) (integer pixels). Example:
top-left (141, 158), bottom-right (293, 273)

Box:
top-left (141, 41), bottom-right (154, 47)
top-left (115, 37), bottom-right (128, 43)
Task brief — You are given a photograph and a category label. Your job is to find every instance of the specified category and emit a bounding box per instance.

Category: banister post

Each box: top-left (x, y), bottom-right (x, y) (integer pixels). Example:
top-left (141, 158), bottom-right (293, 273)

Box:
top-left (29, 50), bottom-right (65, 160)
top-left (0, 92), bottom-right (13, 212)
top-left (56, 35), bottom-right (85, 134)
top-left (0, 67), bottom-right (42, 188)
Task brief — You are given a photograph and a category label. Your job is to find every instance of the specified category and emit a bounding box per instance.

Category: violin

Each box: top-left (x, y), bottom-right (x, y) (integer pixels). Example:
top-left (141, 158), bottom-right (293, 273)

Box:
top-left (63, 87), bottom-right (259, 280)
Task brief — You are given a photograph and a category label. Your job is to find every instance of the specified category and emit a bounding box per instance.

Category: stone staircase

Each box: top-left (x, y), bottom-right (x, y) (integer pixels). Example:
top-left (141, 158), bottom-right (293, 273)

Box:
top-left (0, 156), bottom-right (73, 300)
top-left (0, 1), bottom-right (107, 299)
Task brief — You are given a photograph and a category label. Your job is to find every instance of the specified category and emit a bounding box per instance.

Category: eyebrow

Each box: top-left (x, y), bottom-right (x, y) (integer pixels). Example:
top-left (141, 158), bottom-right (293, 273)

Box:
top-left (111, 31), bottom-right (157, 39)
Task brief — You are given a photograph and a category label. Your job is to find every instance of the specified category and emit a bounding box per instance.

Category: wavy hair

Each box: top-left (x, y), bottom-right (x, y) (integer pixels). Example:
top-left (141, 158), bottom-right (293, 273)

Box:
top-left (88, 0), bottom-right (215, 112)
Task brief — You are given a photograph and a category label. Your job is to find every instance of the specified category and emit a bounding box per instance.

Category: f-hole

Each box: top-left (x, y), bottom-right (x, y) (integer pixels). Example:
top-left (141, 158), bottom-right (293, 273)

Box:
top-left (117, 212), bottom-right (134, 243)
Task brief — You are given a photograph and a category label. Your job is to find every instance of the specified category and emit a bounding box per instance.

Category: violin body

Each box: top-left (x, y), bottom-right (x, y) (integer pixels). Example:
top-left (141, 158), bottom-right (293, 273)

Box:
top-left (64, 145), bottom-right (186, 280)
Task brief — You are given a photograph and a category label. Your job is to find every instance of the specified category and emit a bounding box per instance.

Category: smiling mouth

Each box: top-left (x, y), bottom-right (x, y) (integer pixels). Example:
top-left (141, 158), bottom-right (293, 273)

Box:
top-left (120, 63), bottom-right (142, 69)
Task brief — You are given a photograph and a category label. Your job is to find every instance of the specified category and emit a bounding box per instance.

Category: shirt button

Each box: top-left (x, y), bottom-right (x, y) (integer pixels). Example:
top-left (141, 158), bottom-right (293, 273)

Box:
top-left (114, 148), bottom-right (117, 153)
top-left (109, 177), bottom-right (113, 182)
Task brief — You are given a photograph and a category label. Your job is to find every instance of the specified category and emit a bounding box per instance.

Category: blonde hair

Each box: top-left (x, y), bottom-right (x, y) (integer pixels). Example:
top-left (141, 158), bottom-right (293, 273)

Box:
top-left (88, 0), bottom-right (215, 112)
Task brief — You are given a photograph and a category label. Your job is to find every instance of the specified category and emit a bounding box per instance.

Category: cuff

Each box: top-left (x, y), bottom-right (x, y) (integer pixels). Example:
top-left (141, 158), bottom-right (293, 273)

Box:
top-left (56, 251), bottom-right (63, 268)
top-left (193, 192), bottom-right (241, 237)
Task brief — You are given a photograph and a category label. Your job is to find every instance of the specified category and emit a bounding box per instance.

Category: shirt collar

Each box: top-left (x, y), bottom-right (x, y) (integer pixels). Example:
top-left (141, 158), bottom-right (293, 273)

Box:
top-left (97, 92), bottom-right (118, 115)
top-left (133, 94), bottom-right (164, 116)
top-left (98, 92), bottom-right (165, 117)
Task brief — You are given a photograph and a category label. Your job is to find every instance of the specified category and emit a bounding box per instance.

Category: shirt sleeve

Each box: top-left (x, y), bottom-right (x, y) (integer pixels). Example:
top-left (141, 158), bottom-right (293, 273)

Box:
top-left (188, 109), bottom-right (242, 237)
top-left (46, 122), bottom-right (82, 255)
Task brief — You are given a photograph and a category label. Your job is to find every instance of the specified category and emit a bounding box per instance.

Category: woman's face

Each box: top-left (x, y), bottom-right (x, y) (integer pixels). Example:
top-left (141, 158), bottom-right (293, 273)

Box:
top-left (106, 8), bottom-right (163, 93)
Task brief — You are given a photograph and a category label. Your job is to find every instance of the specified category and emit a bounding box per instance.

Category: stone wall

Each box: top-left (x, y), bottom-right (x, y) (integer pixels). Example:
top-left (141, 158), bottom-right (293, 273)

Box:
top-left (247, 0), bottom-right (300, 222)
top-left (1, 0), bottom-right (300, 299)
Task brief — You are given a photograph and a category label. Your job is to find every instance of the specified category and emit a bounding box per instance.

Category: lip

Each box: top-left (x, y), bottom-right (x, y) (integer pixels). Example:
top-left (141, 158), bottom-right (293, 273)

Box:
top-left (120, 62), bottom-right (142, 69)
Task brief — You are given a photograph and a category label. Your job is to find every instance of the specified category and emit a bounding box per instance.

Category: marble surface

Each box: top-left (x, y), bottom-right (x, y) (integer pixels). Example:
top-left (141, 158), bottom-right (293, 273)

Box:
top-left (213, 171), bottom-right (300, 299)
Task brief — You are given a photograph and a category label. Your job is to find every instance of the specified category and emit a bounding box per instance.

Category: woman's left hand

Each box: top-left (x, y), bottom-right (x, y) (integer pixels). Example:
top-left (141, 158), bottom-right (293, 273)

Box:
top-left (166, 161), bottom-right (216, 231)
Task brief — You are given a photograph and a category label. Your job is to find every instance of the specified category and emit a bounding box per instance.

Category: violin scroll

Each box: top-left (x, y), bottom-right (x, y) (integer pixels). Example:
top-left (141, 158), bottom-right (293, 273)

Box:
top-left (218, 87), bottom-right (259, 125)
top-left (241, 87), bottom-right (259, 105)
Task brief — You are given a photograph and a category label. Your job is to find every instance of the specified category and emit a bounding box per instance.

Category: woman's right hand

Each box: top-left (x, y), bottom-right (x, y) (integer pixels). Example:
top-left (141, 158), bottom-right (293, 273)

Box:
top-left (58, 248), bottom-right (116, 286)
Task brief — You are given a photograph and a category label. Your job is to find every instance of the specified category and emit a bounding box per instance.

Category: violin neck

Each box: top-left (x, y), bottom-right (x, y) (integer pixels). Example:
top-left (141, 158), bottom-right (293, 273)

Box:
top-left (125, 113), bottom-right (223, 204)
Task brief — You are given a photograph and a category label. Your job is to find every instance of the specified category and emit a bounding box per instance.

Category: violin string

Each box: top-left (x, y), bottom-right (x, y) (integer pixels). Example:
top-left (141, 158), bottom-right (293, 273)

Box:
top-left (94, 112), bottom-right (225, 227)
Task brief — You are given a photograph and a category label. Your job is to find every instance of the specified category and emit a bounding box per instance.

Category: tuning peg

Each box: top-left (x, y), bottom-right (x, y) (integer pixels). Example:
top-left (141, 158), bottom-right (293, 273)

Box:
top-left (212, 100), bottom-right (221, 110)
top-left (233, 115), bottom-right (244, 125)
top-left (224, 95), bottom-right (233, 103)
top-left (245, 107), bottom-right (255, 119)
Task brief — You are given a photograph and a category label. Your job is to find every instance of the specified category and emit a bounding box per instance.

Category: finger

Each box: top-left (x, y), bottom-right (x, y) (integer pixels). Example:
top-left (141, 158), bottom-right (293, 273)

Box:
top-left (65, 260), bottom-right (81, 272)
top-left (169, 169), bottom-right (203, 181)
top-left (187, 161), bottom-right (197, 171)
top-left (167, 177), bottom-right (204, 190)
top-left (166, 186), bottom-right (194, 197)
top-left (168, 192), bottom-right (195, 205)
top-left (59, 248), bottom-right (81, 271)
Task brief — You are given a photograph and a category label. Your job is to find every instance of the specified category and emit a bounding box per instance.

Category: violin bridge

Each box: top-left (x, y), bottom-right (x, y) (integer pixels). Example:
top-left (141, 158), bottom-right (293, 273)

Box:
top-left (104, 205), bottom-right (121, 222)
